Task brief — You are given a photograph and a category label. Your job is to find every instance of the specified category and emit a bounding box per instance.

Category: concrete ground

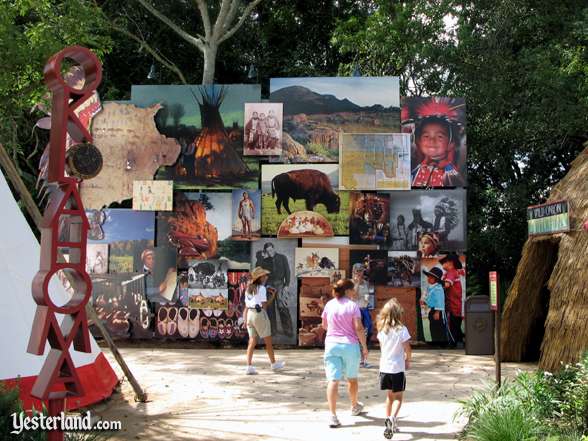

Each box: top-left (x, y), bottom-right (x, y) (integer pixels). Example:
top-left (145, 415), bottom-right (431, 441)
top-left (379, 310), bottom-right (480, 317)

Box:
top-left (91, 348), bottom-right (535, 441)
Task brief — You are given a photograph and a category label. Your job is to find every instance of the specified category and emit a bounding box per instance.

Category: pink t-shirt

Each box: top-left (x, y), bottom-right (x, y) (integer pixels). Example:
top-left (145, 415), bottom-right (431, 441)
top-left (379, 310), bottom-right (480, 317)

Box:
top-left (322, 297), bottom-right (361, 345)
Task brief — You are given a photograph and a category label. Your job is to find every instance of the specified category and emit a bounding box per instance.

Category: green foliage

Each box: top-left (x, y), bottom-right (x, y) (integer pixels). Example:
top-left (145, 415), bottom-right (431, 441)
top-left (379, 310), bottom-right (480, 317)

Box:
top-left (0, 0), bottom-right (112, 200)
top-left (458, 353), bottom-right (588, 440)
top-left (305, 142), bottom-right (336, 161)
top-left (333, 0), bottom-right (588, 293)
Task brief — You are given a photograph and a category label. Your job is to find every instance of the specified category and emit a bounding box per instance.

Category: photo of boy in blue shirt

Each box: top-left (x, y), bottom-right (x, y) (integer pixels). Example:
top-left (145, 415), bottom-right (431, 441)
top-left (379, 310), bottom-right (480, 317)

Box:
top-left (421, 267), bottom-right (448, 343)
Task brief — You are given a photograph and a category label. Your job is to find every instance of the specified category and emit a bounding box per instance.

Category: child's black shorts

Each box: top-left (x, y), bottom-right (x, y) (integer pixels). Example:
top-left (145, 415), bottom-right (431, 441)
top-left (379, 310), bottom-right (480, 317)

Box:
top-left (379, 372), bottom-right (406, 392)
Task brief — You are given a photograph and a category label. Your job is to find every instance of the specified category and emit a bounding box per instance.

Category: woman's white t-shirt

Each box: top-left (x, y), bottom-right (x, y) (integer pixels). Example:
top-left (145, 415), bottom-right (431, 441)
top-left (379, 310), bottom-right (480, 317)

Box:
top-left (245, 285), bottom-right (267, 308)
top-left (377, 325), bottom-right (411, 374)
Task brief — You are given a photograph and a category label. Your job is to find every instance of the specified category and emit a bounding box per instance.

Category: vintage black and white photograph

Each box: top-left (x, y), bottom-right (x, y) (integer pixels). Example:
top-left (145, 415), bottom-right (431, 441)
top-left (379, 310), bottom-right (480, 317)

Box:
top-left (250, 238), bottom-right (297, 345)
top-left (244, 102), bottom-right (283, 156)
top-left (179, 259), bottom-right (229, 289)
top-left (389, 189), bottom-right (467, 252)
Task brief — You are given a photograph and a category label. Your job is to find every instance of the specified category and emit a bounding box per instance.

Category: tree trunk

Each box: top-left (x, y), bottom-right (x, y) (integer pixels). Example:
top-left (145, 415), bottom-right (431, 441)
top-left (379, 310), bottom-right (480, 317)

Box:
top-left (202, 45), bottom-right (218, 85)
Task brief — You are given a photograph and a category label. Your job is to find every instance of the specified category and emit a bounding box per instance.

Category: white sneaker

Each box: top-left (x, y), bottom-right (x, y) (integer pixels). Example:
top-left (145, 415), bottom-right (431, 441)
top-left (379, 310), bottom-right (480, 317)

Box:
top-left (271, 361), bottom-right (285, 371)
top-left (328, 414), bottom-right (341, 428)
top-left (245, 365), bottom-right (257, 375)
top-left (351, 401), bottom-right (365, 416)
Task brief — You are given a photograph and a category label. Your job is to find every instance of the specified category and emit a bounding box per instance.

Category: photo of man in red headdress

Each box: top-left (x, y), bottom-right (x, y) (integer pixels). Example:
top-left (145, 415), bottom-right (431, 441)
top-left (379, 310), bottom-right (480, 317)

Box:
top-left (402, 97), bottom-right (466, 188)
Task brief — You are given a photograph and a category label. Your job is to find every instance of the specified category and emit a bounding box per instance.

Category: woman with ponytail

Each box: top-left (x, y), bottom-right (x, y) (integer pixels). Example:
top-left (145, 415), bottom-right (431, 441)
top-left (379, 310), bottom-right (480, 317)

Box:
top-left (321, 278), bottom-right (368, 428)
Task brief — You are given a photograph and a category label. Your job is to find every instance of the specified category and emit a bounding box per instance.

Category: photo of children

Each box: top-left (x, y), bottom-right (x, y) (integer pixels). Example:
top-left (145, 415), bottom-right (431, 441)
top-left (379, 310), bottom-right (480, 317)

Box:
top-left (420, 254), bottom-right (466, 345)
top-left (231, 190), bottom-right (261, 240)
top-left (402, 97), bottom-right (466, 188)
top-left (244, 103), bottom-right (283, 156)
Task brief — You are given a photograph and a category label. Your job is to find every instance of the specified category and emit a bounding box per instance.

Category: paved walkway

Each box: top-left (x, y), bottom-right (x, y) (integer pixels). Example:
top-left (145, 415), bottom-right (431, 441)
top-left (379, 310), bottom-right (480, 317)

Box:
top-left (91, 348), bottom-right (534, 440)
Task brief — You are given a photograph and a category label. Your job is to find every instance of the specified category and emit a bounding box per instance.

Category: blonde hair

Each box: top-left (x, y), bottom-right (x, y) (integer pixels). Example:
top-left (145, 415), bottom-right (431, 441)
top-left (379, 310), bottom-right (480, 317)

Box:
top-left (376, 298), bottom-right (404, 334)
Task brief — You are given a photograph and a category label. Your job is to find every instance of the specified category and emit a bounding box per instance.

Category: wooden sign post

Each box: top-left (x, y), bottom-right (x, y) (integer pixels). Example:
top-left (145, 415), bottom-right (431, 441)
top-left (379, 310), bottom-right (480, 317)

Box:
top-left (489, 271), bottom-right (501, 388)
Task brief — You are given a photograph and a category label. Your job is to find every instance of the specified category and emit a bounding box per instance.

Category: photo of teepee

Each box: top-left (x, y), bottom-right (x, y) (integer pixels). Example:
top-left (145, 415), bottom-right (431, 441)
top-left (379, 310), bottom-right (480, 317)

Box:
top-left (131, 84), bottom-right (261, 189)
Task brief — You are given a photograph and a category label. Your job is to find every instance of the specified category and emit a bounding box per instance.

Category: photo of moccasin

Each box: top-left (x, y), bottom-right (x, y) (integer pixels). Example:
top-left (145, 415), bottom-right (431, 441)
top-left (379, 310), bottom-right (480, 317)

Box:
top-left (167, 307), bottom-right (178, 335)
top-left (200, 317), bottom-right (210, 339)
top-left (209, 318), bottom-right (218, 339)
top-left (213, 309), bottom-right (223, 317)
top-left (140, 299), bottom-right (150, 330)
top-left (157, 306), bottom-right (168, 336)
top-left (217, 319), bottom-right (226, 339)
top-left (225, 319), bottom-right (234, 339)
top-left (189, 308), bottom-right (200, 338)
top-left (178, 307), bottom-right (189, 338)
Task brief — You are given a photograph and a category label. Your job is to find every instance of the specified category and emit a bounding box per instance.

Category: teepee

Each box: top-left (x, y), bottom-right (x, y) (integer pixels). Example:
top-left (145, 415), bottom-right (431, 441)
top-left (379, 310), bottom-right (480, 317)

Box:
top-left (192, 86), bottom-right (249, 178)
top-left (0, 170), bottom-right (118, 410)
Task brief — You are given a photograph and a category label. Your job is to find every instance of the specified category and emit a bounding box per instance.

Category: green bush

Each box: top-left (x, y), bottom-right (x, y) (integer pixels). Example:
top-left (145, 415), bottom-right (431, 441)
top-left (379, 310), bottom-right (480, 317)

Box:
top-left (458, 353), bottom-right (588, 441)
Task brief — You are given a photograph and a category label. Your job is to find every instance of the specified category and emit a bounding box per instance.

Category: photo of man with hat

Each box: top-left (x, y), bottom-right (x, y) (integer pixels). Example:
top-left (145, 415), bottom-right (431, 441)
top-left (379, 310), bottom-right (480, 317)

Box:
top-left (440, 253), bottom-right (465, 348)
top-left (421, 266), bottom-right (448, 343)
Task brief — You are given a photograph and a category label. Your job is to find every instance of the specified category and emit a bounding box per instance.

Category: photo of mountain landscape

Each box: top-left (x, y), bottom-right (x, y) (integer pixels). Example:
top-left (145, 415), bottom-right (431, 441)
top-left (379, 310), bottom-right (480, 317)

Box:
top-left (269, 77), bottom-right (400, 162)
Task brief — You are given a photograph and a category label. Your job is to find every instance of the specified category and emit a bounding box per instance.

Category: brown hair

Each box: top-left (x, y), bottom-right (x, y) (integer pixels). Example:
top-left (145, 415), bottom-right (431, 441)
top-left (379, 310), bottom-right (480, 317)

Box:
top-left (332, 278), bottom-right (355, 299)
top-left (377, 298), bottom-right (404, 334)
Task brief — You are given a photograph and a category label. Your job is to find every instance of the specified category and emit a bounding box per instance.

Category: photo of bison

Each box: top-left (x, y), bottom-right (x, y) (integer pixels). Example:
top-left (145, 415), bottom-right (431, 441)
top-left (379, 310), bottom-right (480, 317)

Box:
top-left (271, 169), bottom-right (340, 215)
top-left (261, 163), bottom-right (349, 236)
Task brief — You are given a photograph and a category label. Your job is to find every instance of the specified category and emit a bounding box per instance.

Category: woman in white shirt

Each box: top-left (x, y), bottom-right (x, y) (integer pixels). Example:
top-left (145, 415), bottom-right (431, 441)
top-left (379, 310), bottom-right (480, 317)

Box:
top-left (244, 267), bottom-right (285, 375)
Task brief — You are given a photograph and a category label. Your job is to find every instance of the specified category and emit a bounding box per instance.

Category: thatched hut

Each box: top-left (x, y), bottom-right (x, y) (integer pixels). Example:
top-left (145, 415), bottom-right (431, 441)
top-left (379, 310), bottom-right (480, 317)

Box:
top-left (501, 146), bottom-right (588, 371)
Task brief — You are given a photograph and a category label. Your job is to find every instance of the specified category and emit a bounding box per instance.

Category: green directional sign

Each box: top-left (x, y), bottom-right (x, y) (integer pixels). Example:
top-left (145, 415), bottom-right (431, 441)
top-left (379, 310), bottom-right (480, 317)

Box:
top-left (527, 200), bottom-right (570, 236)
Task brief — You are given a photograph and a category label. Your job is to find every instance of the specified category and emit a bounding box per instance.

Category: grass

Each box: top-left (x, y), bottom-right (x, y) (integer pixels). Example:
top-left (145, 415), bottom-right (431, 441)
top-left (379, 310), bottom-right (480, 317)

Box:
top-left (108, 255), bottom-right (133, 273)
top-left (261, 192), bottom-right (350, 235)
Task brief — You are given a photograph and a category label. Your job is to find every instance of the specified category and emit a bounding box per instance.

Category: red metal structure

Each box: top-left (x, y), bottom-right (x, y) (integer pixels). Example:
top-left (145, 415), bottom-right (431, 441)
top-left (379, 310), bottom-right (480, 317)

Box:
top-left (27, 46), bottom-right (102, 440)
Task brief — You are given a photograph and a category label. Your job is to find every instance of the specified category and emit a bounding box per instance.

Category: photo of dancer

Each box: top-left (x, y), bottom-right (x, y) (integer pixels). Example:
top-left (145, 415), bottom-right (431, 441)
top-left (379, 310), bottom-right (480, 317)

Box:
top-left (349, 192), bottom-right (391, 247)
top-left (232, 190), bottom-right (261, 240)
top-left (244, 103), bottom-right (283, 156)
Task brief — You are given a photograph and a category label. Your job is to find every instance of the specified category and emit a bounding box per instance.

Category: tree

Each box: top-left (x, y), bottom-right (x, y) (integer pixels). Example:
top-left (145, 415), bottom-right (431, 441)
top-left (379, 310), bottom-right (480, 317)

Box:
top-left (0, 0), bottom-right (111, 200)
top-left (333, 0), bottom-right (588, 293)
top-left (136, 0), bottom-right (264, 84)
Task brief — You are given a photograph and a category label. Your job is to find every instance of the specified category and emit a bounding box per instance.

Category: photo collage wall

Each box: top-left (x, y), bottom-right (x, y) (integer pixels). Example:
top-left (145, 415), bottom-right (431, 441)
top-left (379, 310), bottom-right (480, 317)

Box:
top-left (81, 77), bottom-right (467, 347)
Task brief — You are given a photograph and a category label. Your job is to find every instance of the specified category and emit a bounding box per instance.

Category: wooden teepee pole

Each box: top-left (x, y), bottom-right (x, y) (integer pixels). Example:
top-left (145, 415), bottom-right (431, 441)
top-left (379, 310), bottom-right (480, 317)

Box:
top-left (0, 143), bottom-right (147, 402)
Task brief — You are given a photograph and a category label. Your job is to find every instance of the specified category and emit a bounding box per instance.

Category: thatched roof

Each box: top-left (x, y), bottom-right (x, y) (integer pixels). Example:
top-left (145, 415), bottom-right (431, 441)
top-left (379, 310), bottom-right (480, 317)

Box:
top-left (501, 146), bottom-right (588, 372)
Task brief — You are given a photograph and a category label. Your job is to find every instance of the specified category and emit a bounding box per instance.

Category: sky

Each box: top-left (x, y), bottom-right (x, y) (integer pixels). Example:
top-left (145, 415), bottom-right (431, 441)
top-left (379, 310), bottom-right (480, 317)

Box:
top-left (184, 192), bottom-right (232, 240)
top-left (88, 209), bottom-right (155, 243)
top-left (270, 77), bottom-right (400, 108)
top-left (131, 84), bottom-right (261, 129)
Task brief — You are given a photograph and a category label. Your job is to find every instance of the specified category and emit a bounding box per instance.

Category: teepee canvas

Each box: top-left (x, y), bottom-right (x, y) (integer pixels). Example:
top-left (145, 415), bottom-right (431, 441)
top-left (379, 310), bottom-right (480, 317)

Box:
top-left (0, 170), bottom-right (118, 410)
top-left (193, 86), bottom-right (249, 178)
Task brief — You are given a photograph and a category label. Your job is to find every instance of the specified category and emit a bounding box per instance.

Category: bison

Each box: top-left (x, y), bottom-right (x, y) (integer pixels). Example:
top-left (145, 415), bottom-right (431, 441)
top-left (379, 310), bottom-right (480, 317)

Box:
top-left (271, 169), bottom-right (340, 215)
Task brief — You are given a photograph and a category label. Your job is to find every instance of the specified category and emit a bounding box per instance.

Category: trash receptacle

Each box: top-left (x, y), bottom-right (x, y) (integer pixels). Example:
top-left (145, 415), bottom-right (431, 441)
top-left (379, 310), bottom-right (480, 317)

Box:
top-left (465, 295), bottom-right (494, 355)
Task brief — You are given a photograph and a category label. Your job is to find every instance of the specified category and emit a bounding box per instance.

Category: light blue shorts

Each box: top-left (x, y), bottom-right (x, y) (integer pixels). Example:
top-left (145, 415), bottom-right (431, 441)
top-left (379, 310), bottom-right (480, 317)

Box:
top-left (324, 342), bottom-right (361, 381)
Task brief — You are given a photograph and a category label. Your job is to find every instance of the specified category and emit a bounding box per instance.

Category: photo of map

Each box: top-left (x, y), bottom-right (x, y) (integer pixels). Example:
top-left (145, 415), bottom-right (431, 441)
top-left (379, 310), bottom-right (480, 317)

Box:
top-left (339, 133), bottom-right (411, 190)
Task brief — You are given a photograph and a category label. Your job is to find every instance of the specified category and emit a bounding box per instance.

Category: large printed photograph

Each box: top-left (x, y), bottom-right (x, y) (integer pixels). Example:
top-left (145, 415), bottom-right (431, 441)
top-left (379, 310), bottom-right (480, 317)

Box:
top-left (401, 97), bottom-right (467, 188)
top-left (260, 164), bottom-right (349, 235)
top-left (270, 77), bottom-right (400, 162)
top-left (388, 189), bottom-right (467, 252)
top-left (157, 192), bottom-right (250, 268)
top-left (340, 133), bottom-right (411, 190)
top-left (131, 84), bottom-right (261, 189)
top-left (251, 239), bottom-right (298, 345)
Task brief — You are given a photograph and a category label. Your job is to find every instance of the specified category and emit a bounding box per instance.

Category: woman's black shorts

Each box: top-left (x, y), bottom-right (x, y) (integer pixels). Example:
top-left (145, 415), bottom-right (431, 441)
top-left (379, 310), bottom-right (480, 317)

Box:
top-left (379, 372), bottom-right (406, 392)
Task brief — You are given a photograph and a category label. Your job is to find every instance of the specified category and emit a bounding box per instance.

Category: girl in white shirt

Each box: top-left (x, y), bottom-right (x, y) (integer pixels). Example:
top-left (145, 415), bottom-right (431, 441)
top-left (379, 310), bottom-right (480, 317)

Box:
top-left (244, 267), bottom-right (285, 375)
top-left (376, 298), bottom-right (412, 438)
